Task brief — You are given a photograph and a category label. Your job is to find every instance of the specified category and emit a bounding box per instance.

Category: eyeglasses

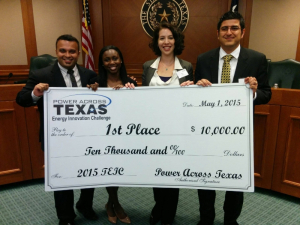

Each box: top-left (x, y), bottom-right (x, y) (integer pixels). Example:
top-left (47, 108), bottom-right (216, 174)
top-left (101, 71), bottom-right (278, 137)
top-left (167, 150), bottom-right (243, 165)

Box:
top-left (220, 26), bottom-right (241, 32)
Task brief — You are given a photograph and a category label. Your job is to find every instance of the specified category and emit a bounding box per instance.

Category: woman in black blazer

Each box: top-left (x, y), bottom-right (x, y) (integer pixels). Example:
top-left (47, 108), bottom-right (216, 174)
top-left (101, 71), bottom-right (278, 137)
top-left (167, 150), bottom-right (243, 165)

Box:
top-left (90, 46), bottom-right (136, 89)
top-left (143, 22), bottom-right (193, 225)
top-left (90, 45), bottom-right (136, 224)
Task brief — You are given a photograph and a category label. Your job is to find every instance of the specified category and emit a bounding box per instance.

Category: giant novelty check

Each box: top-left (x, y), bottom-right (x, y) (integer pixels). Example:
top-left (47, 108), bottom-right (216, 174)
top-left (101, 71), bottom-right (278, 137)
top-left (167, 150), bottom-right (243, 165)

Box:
top-left (44, 84), bottom-right (254, 192)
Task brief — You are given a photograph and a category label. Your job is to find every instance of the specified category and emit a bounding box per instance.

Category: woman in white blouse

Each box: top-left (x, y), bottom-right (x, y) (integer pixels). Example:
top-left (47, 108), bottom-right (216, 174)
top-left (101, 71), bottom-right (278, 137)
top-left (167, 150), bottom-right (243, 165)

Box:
top-left (142, 22), bottom-right (193, 225)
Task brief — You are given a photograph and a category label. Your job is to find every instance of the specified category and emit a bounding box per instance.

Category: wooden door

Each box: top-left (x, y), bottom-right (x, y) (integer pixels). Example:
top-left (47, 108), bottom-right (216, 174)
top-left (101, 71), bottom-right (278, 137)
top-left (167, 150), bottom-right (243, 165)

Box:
top-left (25, 106), bottom-right (44, 179)
top-left (254, 105), bottom-right (280, 189)
top-left (272, 106), bottom-right (300, 198)
top-left (0, 85), bottom-right (32, 185)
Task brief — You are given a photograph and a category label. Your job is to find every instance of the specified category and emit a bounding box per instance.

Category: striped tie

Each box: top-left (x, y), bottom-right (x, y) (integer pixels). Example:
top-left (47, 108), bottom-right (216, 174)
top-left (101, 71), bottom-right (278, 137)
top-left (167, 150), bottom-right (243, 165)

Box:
top-left (221, 55), bottom-right (233, 83)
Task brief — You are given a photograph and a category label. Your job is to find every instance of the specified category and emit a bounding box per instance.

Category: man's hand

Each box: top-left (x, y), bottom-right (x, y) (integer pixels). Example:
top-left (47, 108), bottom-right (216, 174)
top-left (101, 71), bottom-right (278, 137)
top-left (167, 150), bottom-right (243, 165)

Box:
top-left (33, 83), bottom-right (49, 96)
top-left (87, 82), bottom-right (99, 92)
top-left (244, 77), bottom-right (258, 98)
top-left (196, 79), bottom-right (212, 87)
top-left (180, 80), bottom-right (194, 86)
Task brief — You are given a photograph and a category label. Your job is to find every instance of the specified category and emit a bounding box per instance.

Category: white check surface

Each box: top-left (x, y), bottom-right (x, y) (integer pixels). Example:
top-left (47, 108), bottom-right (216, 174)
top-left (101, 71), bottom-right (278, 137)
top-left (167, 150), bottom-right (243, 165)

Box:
top-left (44, 84), bottom-right (254, 192)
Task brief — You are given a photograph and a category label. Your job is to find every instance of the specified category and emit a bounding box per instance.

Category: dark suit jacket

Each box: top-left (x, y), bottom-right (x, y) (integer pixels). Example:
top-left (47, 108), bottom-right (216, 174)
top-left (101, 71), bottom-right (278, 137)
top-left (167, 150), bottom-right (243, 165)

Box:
top-left (16, 61), bottom-right (97, 150)
top-left (194, 47), bottom-right (271, 105)
top-left (142, 57), bottom-right (193, 86)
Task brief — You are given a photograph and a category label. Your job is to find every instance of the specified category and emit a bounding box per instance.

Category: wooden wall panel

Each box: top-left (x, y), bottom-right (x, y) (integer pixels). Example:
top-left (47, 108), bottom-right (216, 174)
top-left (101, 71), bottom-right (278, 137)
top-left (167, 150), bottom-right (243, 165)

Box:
top-left (238, 0), bottom-right (253, 48)
top-left (253, 105), bottom-right (280, 189)
top-left (1, 0), bottom-right (253, 84)
top-left (101, 0), bottom-right (229, 68)
top-left (180, 0), bottom-right (228, 64)
top-left (0, 0), bottom-right (37, 84)
top-left (0, 85), bottom-right (32, 185)
top-left (20, 0), bottom-right (38, 66)
top-left (272, 106), bottom-right (300, 198)
top-left (296, 26), bottom-right (300, 62)
top-left (25, 106), bottom-right (44, 179)
top-left (102, 0), bottom-right (156, 68)
top-left (98, 0), bottom-right (254, 84)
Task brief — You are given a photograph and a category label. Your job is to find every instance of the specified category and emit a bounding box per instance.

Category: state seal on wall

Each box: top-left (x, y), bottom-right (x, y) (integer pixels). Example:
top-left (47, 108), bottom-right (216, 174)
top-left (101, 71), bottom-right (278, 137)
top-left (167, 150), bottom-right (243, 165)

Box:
top-left (140, 0), bottom-right (189, 38)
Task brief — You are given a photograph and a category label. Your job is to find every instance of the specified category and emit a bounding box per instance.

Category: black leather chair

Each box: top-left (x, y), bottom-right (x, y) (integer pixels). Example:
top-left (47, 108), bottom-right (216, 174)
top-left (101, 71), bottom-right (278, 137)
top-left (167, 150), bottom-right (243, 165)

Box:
top-left (14, 54), bottom-right (56, 84)
top-left (266, 59), bottom-right (271, 74)
top-left (29, 54), bottom-right (56, 71)
top-left (268, 59), bottom-right (300, 89)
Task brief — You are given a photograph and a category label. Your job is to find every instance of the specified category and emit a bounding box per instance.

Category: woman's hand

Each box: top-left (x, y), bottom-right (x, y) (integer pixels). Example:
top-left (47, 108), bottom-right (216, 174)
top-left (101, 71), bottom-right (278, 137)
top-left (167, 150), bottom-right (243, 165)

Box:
top-left (112, 84), bottom-right (124, 90)
top-left (87, 82), bottom-right (99, 91)
top-left (180, 80), bottom-right (194, 86)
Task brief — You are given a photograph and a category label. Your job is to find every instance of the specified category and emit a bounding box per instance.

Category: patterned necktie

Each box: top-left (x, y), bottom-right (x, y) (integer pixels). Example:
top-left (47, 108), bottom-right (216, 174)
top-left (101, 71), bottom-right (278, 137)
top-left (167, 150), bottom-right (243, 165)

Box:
top-left (221, 55), bottom-right (233, 83)
top-left (68, 69), bottom-right (77, 87)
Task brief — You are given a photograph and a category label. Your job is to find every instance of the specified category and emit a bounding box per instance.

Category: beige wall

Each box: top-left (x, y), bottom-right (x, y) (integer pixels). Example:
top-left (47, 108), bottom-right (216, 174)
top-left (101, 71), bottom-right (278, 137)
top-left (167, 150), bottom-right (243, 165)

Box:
top-left (32, 0), bottom-right (82, 64)
top-left (0, 0), bottom-right (27, 65)
top-left (249, 0), bottom-right (300, 62)
top-left (1, 1), bottom-right (300, 66)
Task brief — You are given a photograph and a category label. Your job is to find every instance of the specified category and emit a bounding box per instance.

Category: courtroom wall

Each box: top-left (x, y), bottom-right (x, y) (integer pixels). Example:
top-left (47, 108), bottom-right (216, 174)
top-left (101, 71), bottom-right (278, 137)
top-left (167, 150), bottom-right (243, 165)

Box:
top-left (0, 0), bottom-right (27, 65)
top-left (0, 0), bottom-right (83, 84)
top-left (249, 0), bottom-right (300, 61)
top-left (1, 0), bottom-right (300, 82)
top-left (32, 0), bottom-right (82, 64)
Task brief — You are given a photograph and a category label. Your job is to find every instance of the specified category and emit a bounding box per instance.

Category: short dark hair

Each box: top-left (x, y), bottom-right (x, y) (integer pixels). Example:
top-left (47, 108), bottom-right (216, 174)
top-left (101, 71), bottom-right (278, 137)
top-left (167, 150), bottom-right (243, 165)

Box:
top-left (98, 45), bottom-right (128, 87)
top-left (56, 34), bottom-right (80, 51)
top-left (217, 11), bottom-right (245, 31)
top-left (149, 22), bottom-right (185, 56)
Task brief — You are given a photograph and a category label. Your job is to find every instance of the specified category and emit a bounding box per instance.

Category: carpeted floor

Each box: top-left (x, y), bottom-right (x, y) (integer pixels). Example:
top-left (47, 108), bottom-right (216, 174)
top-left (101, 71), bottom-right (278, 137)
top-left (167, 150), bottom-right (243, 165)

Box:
top-left (0, 179), bottom-right (299, 225)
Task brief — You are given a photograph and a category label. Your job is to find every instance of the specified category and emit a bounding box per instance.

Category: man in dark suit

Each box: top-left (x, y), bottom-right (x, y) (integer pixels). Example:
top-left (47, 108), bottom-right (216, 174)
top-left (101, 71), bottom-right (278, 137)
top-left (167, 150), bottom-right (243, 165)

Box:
top-left (16, 35), bottom-right (98, 225)
top-left (194, 12), bottom-right (271, 225)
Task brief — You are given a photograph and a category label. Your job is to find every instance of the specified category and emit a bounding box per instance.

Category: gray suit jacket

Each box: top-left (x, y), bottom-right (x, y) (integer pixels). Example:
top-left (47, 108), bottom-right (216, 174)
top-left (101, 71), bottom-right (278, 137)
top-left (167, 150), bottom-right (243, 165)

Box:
top-left (142, 57), bottom-right (193, 86)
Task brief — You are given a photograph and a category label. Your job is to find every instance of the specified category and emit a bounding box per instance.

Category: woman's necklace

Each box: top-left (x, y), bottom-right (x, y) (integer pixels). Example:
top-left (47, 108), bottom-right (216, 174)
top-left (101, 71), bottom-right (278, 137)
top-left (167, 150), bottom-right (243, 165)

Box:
top-left (162, 60), bottom-right (175, 71)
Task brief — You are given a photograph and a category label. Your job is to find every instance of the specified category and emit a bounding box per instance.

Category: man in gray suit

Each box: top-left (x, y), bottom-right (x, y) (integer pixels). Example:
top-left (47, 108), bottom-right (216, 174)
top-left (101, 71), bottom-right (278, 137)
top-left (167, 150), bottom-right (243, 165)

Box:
top-left (195, 12), bottom-right (271, 225)
top-left (16, 34), bottom-right (98, 225)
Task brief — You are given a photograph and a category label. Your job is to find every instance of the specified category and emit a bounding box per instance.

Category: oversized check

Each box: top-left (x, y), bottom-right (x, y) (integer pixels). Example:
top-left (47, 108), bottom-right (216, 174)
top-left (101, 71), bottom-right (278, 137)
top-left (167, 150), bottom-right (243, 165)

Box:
top-left (44, 84), bottom-right (254, 192)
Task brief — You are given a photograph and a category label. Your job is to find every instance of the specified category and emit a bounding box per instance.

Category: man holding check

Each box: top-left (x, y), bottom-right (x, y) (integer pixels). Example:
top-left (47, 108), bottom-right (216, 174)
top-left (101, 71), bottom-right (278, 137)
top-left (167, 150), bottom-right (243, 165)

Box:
top-left (194, 12), bottom-right (271, 225)
top-left (16, 34), bottom-right (98, 225)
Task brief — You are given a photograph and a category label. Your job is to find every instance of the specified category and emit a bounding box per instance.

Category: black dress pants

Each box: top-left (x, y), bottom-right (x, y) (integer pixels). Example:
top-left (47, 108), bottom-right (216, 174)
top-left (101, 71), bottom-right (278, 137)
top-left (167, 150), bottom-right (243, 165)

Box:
top-left (197, 189), bottom-right (243, 225)
top-left (151, 187), bottom-right (179, 224)
top-left (54, 188), bottom-right (95, 222)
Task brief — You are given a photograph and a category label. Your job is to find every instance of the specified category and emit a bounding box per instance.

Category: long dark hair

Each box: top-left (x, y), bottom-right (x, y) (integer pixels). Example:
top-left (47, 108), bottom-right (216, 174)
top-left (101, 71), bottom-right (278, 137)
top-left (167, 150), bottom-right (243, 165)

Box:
top-left (98, 45), bottom-right (128, 86)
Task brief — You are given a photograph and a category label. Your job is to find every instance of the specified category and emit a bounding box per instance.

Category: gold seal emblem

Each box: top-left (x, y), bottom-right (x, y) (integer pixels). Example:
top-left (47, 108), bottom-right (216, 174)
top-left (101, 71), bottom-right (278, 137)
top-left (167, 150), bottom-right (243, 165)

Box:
top-left (140, 0), bottom-right (189, 38)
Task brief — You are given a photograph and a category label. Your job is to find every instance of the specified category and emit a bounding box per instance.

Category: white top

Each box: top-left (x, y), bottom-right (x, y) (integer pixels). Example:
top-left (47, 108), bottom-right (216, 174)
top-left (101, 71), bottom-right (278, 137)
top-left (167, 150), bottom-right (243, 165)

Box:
top-left (149, 56), bottom-right (182, 86)
top-left (31, 62), bottom-right (81, 102)
top-left (218, 45), bottom-right (240, 83)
